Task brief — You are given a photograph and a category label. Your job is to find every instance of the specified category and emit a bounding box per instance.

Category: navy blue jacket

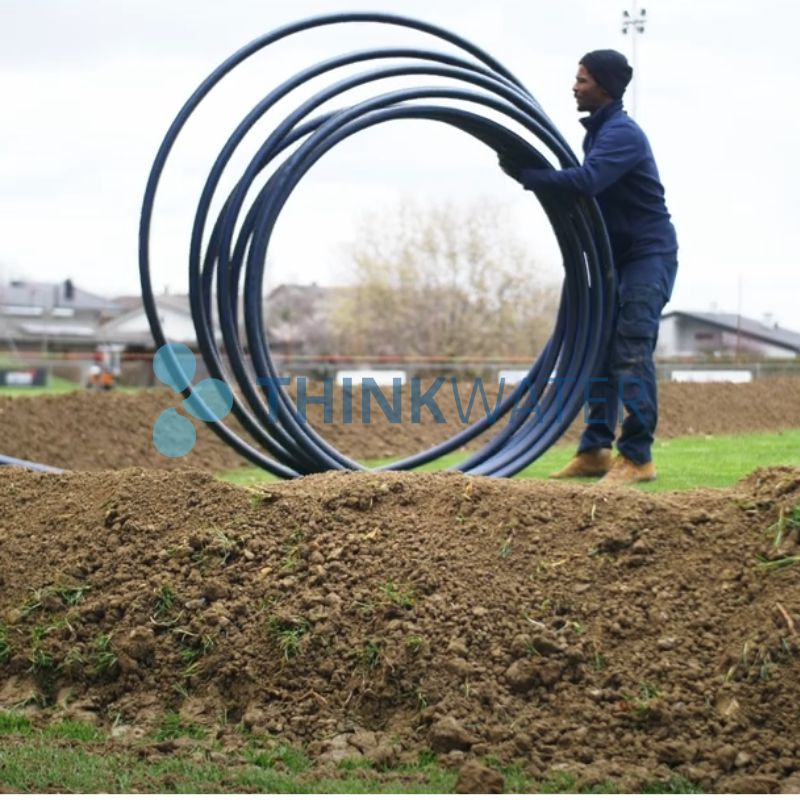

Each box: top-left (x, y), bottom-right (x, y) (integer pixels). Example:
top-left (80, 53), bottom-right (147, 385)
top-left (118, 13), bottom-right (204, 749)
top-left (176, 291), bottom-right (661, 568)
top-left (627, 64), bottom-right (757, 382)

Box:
top-left (521, 100), bottom-right (677, 264)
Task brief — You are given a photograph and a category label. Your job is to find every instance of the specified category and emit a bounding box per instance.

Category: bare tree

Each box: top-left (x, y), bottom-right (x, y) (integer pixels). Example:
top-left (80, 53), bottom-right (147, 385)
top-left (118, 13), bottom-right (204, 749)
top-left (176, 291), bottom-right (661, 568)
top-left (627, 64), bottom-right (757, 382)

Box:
top-left (331, 199), bottom-right (559, 358)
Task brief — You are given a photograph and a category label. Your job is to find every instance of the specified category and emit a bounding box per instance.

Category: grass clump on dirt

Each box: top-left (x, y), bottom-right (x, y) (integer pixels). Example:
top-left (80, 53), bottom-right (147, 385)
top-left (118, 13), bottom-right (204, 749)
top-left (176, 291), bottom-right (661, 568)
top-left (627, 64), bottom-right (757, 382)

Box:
top-left (0, 623), bottom-right (10, 663)
top-left (91, 633), bottom-right (119, 678)
top-left (268, 617), bottom-right (311, 660)
top-left (756, 502), bottom-right (800, 572)
top-left (379, 580), bottom-right (416, 609)
top-left (0, 712), bottom-right (103, 742)
top-left (245, 740), bottom-right (311, 773)
top-left (152, 585), bottom-right (178, 620)
top-left (155, 712), bottom-right (208, 742)
top-left (641, 774), bottom-right (703, 793)
top-left (0, 711), bottom-right (33, 735)
top-left (41, 718), bottom-right (104, 742)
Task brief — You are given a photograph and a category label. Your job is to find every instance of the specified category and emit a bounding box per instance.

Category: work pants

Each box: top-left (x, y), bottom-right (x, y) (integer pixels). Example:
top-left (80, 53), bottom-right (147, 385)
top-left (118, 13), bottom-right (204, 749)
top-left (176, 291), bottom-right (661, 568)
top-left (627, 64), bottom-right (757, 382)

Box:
top-left (578, 252), bottom-right (679, 464)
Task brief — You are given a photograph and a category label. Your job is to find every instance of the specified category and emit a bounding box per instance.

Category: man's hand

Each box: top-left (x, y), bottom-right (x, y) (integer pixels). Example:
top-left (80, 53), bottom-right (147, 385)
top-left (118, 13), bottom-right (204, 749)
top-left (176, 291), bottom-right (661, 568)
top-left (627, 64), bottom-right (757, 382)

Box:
top-left (498, 153), bottom-right (528, 183)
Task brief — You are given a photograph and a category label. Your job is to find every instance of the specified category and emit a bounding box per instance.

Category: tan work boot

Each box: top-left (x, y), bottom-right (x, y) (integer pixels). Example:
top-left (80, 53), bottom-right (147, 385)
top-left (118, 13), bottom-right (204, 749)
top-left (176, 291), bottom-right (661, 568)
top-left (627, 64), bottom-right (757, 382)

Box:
top-left (549, 448), bottom-right (612, 479)
top-left (599, 454), bottom-right (657, 485)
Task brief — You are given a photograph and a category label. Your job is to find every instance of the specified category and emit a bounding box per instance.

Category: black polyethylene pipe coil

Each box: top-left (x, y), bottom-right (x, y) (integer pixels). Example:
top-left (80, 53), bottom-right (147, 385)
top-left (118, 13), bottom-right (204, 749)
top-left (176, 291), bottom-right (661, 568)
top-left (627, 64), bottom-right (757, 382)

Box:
top-left (136, 11), bottom-right (616, 479)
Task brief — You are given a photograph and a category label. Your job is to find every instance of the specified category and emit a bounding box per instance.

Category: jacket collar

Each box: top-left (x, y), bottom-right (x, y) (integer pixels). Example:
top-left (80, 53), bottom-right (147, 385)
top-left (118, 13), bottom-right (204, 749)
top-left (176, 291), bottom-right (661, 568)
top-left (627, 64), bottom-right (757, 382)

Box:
top-left (579, 99), bottom-right (624, 133)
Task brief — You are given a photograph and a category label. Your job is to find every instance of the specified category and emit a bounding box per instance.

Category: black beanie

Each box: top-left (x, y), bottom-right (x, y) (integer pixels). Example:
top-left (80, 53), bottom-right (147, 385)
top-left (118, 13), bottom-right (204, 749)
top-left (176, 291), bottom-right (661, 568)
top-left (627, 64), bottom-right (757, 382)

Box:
top-left (580, 49), bottom-right (633, 100)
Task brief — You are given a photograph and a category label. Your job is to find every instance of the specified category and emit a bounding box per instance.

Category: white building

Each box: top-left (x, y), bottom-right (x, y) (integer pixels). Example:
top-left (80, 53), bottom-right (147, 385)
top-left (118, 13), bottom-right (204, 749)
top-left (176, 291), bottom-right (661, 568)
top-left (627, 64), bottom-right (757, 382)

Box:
top-left (657, 311), bottom-right (800, 359)
top-left (0, 279), bottom-right (119, 351)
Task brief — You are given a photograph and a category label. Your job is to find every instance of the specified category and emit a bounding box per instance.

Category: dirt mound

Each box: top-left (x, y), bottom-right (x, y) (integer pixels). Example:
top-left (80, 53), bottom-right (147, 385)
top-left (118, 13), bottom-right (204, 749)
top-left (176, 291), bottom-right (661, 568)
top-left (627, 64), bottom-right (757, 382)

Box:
top-left (655, 378), bottom-right (800, 439)
top-left (1, 466), bottom-right (799, 791)
top-left (2, 377), bottom-right (800, 471)
top-left (0, 390), bottom-right (246, 472)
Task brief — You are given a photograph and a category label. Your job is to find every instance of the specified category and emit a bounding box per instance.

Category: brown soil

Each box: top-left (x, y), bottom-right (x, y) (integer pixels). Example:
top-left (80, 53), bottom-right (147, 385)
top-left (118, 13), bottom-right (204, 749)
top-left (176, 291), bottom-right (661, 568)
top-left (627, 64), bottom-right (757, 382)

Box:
top-left (0, 390), bottom-right (245, 472)
top-left (2, 377), bottom-right (800, 471)
top-left (1, 465), bottom-right (799, 792)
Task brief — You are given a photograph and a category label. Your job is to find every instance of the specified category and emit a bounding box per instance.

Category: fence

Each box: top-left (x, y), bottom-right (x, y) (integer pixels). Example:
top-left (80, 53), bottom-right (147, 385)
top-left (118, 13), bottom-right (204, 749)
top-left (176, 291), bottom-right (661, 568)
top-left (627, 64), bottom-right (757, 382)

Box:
top-left (2, 351), bottom-right (799, 388)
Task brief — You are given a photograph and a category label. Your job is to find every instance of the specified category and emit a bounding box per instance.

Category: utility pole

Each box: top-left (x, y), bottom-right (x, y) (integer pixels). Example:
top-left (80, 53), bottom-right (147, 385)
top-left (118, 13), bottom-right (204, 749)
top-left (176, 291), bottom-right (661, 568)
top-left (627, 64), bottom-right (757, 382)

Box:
top-left (621, 2), bottom-right (647, 117)
top-left (736, 274), bottom-right (742, 361)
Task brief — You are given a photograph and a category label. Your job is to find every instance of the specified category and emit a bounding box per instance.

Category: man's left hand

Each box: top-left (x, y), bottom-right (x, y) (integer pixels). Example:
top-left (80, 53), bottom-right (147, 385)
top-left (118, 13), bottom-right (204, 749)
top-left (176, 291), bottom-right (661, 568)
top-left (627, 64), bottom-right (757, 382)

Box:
top-left (497, 153), bottom-right (529, 182)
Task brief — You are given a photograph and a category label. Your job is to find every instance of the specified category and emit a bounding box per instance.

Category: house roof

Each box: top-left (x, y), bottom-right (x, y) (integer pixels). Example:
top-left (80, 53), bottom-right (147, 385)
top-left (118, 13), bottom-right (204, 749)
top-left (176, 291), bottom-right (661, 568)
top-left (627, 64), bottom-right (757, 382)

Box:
top-left (0, 318), bottom-right (101, 345)
top-left (662, 310), bottom-right (800, 353)
top-left (102, 294), bottom-right (191, 325)
top-left (98, 294), bottom-right (193, 342)
top-left (0, 280), bottom-right (119, 313)
top-left (112, 294), bottom-right (193, 313)
top-left (18, 322), bottom-right (97, 338)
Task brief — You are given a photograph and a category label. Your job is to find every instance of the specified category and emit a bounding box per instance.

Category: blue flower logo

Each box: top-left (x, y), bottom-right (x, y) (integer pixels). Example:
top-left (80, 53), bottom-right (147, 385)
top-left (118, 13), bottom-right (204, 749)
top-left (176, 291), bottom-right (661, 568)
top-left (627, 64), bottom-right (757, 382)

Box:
top-left (152, 343), bottom-right (234, 457)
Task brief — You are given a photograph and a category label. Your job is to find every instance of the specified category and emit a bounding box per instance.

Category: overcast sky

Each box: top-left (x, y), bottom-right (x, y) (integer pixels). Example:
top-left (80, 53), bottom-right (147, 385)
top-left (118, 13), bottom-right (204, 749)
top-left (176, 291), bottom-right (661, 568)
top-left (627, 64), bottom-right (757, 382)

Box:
top-left (1, 0), bottom-right (797, 328)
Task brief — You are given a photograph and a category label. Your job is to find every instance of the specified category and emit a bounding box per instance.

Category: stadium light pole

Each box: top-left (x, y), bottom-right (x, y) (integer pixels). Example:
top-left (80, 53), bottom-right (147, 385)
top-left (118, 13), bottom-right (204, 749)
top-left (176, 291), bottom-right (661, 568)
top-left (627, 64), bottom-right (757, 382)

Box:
top-left (621, 2), bottom-right (647, 117)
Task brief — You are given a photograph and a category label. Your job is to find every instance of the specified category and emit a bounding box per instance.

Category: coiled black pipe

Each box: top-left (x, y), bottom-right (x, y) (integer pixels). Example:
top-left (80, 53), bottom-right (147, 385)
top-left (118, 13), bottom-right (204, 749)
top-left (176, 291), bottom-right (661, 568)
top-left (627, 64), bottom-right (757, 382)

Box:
top-left (0, 15), bottom-right (607, 477)
top-left (0, 14), bottom-right (613, 477)
top-left (131, 12), bottom-right (616, 479)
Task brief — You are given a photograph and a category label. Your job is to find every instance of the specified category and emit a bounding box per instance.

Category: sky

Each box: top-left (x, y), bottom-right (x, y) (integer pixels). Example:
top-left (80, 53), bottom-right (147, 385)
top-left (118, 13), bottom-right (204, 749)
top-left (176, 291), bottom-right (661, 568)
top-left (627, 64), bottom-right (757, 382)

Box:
top-left (1, 0), bottom-right (798, 328)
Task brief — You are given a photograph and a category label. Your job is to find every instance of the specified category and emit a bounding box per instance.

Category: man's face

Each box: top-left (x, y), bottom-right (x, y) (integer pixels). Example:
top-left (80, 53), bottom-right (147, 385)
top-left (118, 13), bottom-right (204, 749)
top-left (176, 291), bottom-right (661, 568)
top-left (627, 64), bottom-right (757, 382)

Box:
top-left (573, 64), bottom-right (611, 113)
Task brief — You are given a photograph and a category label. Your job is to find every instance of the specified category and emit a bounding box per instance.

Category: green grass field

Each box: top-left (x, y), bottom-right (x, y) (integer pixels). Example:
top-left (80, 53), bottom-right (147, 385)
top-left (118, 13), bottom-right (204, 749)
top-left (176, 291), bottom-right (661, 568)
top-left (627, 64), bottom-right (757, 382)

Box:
top-left (0, 711), bottom-right (697, 793)
top-left (217, 428), bottom-right (800, 492)
top-left (0, 376), bottom-right (81, 397)
top-left (0, 379), bottom-right (150, 397)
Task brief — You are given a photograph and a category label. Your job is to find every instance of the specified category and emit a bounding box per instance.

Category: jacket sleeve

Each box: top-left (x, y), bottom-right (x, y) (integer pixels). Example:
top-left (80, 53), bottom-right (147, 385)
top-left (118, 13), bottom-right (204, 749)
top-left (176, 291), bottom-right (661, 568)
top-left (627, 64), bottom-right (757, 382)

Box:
top-left (521, 123), bottom-right (645, 196)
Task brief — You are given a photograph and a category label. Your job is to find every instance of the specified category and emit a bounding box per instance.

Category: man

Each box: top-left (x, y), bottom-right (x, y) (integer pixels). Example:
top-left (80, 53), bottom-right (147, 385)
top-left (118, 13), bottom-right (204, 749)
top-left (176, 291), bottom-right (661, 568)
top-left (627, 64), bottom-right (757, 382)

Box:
top-left (500, 49), bottom-right (678, 484)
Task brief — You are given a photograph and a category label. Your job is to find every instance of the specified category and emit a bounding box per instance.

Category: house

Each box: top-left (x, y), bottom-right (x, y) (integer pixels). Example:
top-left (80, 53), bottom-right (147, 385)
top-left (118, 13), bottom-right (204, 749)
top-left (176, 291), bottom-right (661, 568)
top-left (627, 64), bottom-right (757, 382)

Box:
top-left (104, 283), bottom-right (348, 355)
top-left (0, 279), bottom-right (120, 352)
top-left (101, 293), bottom-right (200, 349)
top-left (658, 311), bottom-right (800, 359)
